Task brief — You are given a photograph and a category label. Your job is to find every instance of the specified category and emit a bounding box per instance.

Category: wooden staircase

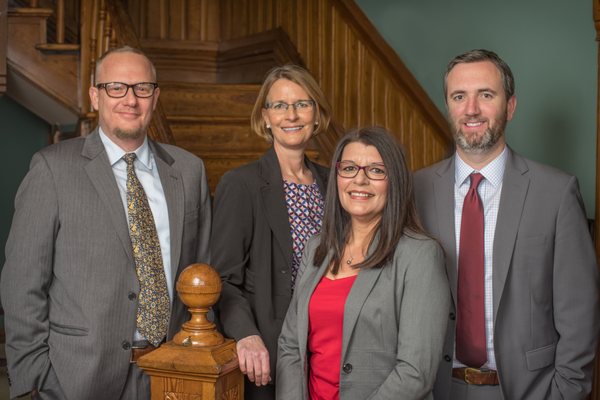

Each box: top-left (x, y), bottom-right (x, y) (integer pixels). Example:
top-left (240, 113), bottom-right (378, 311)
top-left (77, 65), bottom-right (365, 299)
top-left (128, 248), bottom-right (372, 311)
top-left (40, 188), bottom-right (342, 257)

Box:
top-left (1, 0), bottom-right (453, 194)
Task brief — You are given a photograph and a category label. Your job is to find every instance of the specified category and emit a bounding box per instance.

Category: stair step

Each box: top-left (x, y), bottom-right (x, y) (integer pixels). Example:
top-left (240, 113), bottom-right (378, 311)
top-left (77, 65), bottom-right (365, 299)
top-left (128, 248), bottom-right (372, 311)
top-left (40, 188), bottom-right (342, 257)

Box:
top-left (8, 7), bottom-right (53, 19)
top-left (36, 43), bottom-right (80, 54)
top-left (160, 82), bottom-right (260, 117)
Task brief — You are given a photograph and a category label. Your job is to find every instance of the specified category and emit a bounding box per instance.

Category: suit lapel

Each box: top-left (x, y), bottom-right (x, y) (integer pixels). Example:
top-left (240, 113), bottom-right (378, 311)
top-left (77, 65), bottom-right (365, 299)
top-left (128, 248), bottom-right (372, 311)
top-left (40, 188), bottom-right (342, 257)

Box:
top-left (297, 255), bottom-right (330, 359)
top-left (492, 149), bottom-right (529, 321)
top-left (83, 130), bottom-right (133, 263)
top-left (307, 159), bottom-right (328, 194)
top-left (150, 141), bottom-right (184, 281)
top-left (341, 237), bottom-right (385, 359)
top-left (435, 157), bottom-right (458, 307)
top-left (341, 267), bottom-right (384, 359)
top-left (259, 148), bottom-right (294, 268)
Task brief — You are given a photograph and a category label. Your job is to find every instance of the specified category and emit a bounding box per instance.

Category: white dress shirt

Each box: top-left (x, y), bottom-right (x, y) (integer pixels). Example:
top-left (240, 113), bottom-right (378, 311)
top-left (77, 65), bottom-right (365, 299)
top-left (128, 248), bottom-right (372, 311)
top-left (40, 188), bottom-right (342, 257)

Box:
top-left (99, 129), bottom-right (172, 341)
top-left (453, 146), bottom-right (507, 370)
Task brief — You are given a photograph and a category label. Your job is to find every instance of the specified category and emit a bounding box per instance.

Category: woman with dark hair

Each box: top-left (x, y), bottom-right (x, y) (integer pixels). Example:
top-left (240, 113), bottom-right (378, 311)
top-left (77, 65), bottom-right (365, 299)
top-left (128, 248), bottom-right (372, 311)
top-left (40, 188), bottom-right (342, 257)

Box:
top-left (211, 65), bottom-right (332, 400)
top-left (277, 127), bottom-right (451, 400)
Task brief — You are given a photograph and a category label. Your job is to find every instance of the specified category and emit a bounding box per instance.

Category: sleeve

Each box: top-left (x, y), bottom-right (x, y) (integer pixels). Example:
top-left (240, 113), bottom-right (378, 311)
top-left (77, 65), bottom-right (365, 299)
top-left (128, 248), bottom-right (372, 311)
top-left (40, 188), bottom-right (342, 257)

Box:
top-left (369, 239), bottom-right (451, 400)
top-left (210, 171), bottom-right (261, 341)
top-left (1, 152), bottom-right (59, 397)
top-left (550, 176), bottom-right (600, 399)
top-left (195, 158), bottom-right (211, 265)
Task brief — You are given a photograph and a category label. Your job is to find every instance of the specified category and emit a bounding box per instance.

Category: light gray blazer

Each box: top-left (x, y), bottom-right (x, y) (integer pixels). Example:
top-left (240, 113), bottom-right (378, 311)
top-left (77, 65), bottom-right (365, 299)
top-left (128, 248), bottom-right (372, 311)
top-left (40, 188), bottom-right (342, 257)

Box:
top-left (413, 148), bottom-right (600, 400)
top-left (277, 233), bottom-right (451, 400)
top-left (1, 130), bottom-right (211, 400)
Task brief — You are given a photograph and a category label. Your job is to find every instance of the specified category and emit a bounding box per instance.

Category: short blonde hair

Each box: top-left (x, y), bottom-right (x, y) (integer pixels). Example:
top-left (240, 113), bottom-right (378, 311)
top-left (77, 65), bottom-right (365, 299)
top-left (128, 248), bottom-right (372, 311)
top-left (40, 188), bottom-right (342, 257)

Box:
top-left (250, 65), bottom-right (332, 142)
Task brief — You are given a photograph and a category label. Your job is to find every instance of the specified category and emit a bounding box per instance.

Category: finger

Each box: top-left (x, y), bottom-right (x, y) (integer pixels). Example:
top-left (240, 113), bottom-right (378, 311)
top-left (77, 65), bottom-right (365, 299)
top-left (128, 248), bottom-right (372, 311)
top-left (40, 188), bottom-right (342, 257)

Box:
top-left (245, 355), bottom-right (256, 382)
top-left (237, 350), bottom-right (248, 375)
top-left (259, 351), bottom-right (270, 386)
top-left (251, 357), bottom-right (262, 386)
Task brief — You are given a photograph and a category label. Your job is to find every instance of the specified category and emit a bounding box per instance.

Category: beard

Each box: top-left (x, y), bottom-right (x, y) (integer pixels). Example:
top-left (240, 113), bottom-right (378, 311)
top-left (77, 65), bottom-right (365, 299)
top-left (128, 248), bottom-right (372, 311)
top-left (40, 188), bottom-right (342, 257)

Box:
top-left (115, 127), bottom-right (144, 140)
top-left (452, 111), bottom-right (507, 154)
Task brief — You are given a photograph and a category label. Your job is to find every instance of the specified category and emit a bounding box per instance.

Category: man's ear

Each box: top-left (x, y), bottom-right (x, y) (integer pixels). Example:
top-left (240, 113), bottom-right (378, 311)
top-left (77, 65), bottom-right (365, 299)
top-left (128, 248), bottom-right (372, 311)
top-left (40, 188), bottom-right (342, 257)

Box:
top-left (89, 86), bottom-right (99, 111)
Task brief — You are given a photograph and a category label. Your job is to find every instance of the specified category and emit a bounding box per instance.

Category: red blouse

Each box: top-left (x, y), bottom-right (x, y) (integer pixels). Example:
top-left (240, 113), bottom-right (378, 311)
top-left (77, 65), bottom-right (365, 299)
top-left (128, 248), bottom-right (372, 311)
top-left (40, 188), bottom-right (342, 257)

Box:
top-left (308, 275), bottom-right (357, 400)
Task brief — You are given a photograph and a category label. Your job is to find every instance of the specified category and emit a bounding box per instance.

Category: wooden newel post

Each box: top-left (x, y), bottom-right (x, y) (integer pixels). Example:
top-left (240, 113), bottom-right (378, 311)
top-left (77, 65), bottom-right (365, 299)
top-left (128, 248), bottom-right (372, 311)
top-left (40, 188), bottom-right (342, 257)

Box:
top-left (137, 263), bottom-right (244, 399)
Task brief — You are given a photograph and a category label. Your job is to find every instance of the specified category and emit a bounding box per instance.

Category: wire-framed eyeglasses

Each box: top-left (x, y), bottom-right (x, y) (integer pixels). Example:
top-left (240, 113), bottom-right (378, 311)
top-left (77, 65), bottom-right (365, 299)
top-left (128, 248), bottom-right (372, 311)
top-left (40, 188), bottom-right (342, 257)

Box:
top-left (264, 100), bottom-right (315, 113)
top-left (96, 82), bottom-right (158, 98)
top-left (336, 161), bottom-right (387, 180)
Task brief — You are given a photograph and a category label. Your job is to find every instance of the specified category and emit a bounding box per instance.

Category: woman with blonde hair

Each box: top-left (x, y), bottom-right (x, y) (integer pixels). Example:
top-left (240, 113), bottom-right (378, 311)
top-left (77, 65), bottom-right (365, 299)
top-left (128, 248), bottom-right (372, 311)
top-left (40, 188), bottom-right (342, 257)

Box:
top-left (211, 65), bottom-right (332, 400)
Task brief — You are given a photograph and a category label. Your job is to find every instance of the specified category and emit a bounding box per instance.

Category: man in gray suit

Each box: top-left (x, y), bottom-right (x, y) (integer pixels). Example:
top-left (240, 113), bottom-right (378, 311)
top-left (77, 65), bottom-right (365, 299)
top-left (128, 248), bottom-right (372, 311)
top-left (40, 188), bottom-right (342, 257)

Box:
top-left (414, 49), bottom-right (600, 399)
top-left (1, 46), bottom-right (211, 399)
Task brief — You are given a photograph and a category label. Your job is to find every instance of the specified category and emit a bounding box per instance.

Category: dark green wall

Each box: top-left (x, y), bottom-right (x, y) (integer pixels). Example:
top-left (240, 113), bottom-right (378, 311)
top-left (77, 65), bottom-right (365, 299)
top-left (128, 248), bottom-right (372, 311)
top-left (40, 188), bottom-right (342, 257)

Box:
top-left (357, 0), bottom-right (597, 217)
top-left (0, 96), bottom-right (50, 265)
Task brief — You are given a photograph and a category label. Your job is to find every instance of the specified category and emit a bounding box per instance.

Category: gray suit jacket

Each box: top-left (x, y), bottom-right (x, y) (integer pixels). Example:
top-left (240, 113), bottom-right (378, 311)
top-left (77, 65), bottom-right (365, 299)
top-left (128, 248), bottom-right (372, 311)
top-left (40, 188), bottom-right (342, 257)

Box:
top-left (413, 148), bottom-right (600, 400)
top-left (277, 233), bottom-right (451, 400)
top-left (1, 130), bottom-right (211, 399)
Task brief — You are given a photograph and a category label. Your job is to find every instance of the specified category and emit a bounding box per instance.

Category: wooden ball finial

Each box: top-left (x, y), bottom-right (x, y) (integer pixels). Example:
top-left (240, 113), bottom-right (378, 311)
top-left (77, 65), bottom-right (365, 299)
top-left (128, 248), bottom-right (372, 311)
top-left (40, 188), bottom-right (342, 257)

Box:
top-left (172, 263), bottom-right (224, 347)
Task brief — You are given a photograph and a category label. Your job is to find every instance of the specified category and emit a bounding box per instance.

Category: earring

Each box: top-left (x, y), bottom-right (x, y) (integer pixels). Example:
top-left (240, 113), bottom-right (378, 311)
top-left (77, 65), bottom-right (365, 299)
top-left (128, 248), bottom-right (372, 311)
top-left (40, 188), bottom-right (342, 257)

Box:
top-left (315, 121), bottom-right (319, 125)
top-left (266, 124), bottom-right (271, 129)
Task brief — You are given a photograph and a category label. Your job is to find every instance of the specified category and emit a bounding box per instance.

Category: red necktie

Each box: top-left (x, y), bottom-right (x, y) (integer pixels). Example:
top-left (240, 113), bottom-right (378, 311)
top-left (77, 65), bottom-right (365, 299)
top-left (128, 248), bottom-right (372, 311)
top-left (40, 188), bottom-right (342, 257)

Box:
top-left (456, 172), bottom-right (487, 368)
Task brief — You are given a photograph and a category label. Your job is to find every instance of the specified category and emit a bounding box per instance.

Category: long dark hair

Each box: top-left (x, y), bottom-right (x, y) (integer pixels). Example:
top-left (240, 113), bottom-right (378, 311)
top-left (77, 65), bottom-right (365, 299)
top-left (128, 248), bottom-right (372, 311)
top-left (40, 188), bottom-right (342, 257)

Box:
top-left (313, 127), bottom-right (424, 273)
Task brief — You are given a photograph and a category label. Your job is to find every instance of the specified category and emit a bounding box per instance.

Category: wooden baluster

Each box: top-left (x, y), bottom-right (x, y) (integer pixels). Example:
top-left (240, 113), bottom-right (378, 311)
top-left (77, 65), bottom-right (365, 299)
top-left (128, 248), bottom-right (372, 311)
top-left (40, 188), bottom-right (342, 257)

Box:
top-left (55, 0), bottom-right (65, 44)
top-left (29, 0), bottom-right (39, 7)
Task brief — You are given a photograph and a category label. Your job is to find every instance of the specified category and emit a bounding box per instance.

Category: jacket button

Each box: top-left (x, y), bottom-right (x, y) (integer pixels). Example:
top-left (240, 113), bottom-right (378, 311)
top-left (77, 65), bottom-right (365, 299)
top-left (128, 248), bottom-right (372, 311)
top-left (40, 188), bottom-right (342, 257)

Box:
top-left (342, 363), bottom-right (353, 374)
top-left (449, 312), bottom-right (456, 320)
top-left (281, 269), bottom-right (287, 274)
top-left (122, 341), bottom-right (131, 350)
top-left (128, 291), bottom-right (137, 301)
top-left (444, 355), bottom-right (452, 362)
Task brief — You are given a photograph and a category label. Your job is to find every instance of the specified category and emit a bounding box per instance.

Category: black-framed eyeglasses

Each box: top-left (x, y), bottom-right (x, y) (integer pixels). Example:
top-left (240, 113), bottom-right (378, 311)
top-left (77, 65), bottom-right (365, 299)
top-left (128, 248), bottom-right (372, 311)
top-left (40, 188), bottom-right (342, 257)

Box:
top-left (95, 82), bottom-right (158, 98)
top-left (336, 161), bottom-right (387, 180)
top-left (264, 100), bottom-right (315, 113)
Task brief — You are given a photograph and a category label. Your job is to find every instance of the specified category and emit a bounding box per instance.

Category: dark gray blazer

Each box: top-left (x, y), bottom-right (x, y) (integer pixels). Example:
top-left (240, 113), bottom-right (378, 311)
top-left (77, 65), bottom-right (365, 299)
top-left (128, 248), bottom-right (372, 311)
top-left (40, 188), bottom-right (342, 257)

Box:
top-left (413, 148), bottom-right (600, 400)
top-left (210, 146), bottom-right (328, 395)
top-left (1, 130), bottom-right (211, 400)
top-left (277, 234), bottom-right (451, 400)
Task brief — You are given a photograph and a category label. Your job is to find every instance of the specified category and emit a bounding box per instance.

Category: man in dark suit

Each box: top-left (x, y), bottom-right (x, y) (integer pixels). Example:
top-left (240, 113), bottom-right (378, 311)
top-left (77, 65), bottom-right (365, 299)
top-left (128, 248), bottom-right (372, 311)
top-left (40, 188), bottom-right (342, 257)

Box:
top-left (1, 46), bottom-right (211, 399)
top-left (414, 49), bottom-right (600, 399)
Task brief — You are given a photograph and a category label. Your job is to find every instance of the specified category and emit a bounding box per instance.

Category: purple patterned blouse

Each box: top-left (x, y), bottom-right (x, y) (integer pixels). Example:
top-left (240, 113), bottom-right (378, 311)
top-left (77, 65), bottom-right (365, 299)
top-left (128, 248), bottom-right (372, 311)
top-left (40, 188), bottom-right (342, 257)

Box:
top-left (283, 180), bottom-right (324, 289)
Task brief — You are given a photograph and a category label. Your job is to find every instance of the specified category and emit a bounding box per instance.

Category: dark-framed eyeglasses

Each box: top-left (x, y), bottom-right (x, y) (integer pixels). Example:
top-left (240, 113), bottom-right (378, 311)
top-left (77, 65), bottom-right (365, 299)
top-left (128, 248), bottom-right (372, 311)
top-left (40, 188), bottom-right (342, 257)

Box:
top-left (336, 161), bottom-right (387, 180)
top-left (264, 100), bottom-right (315, 113)
top-left (95, 82), bottom-right (158, 98)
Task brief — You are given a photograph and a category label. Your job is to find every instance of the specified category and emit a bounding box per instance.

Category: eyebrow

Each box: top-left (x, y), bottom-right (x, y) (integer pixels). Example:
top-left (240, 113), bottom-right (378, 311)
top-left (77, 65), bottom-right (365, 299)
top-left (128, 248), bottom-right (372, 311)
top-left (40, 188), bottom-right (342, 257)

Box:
top-left (448, 88), bottom-right (498, 97)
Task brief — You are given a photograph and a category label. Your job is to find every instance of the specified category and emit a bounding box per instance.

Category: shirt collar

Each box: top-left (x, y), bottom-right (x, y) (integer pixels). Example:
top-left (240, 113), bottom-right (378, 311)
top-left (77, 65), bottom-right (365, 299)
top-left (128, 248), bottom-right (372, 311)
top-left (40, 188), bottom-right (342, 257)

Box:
top-left (455, 145), bottom-right (507, 188)
top-left (98, 128), bottom-right (152, 170)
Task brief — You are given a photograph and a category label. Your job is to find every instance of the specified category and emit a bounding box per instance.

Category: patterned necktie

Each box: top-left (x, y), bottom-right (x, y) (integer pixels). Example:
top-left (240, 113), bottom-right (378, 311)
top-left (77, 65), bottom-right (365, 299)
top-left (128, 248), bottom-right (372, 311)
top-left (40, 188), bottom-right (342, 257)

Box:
top-left (123, 153), bottom-right (170, 347)
top-left (456, 172), bottom-right (487, 368)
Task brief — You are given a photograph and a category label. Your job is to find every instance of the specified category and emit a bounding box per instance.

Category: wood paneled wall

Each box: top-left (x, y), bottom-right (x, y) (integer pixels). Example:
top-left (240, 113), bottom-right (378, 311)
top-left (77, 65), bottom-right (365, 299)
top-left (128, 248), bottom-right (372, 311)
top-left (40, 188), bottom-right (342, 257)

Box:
top-left (219, 0), bottom-right (452, 169)
top-left (126, 0), bottom-right (452, 169)
top-left (127, 0), bottom-right (220, 42)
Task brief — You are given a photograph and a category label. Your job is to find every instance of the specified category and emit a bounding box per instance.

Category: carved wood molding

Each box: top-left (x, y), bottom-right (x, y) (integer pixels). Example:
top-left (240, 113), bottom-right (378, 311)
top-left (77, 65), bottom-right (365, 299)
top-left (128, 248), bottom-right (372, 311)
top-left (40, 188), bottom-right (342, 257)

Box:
top-left (217, 28), bottom-right (304, 83)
